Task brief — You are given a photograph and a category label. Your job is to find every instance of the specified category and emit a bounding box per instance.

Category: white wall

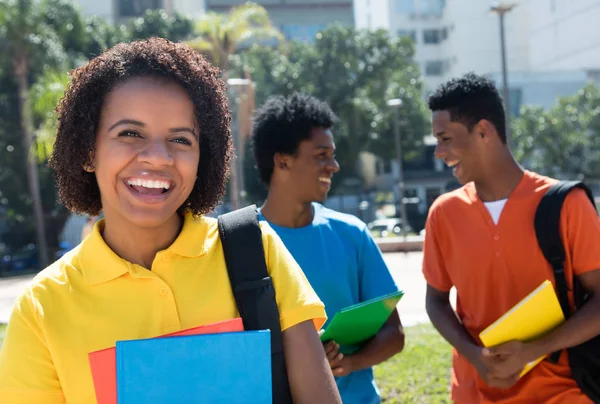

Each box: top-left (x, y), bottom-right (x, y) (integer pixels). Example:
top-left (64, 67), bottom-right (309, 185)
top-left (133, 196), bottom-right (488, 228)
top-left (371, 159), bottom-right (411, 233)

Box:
top-left (530, 0), bottom-right (600, 71)
top-left (384, 1), bottom-right (447, 93)
top-left (487, 70), bottom-right (592, 111)
top-left (76, 0), bottom-right (114, 20)
top-left (173, 0), bottom-right (206, 18)
top-left (442, 0), bottom-right (530, 81)
top-left (354, 0), bottom-right (392, 30)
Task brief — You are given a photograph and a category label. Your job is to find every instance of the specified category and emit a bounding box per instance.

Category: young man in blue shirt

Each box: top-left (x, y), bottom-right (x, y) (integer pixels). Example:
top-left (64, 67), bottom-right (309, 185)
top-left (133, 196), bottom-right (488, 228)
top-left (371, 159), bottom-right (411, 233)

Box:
top-left (252, 93), bottom-right (405, 404)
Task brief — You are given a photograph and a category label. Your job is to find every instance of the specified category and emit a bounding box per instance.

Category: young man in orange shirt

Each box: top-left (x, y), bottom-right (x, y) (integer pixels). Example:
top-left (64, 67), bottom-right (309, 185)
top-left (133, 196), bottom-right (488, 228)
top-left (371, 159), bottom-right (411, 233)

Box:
top-left (423, 72), bottom-right (600, 403)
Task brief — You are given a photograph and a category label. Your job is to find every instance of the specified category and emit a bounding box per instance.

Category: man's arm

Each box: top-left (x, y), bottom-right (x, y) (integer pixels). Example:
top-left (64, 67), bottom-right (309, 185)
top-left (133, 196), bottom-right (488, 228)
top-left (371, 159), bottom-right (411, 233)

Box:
top-left (533, 269), bottom-right (600, 353)
top-left (325, 308), bottom-right (404, 377)
top-left (323, 225), bottom-right (406, 376)
top-left (426, 284), bottom-right (521, 388)
top-left (484, 189), bottom-right (600, 378)
top-left (419, 204), bottom-right (517, 386)
top-left (486, 269), bottom-right (600, 371)
top-left (426, 285), bottom-right (479, 361)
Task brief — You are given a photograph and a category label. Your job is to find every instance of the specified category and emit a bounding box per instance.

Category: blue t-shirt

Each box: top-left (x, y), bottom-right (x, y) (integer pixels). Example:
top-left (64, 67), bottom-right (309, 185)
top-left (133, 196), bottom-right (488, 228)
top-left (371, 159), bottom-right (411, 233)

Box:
top-left (259, 203), bottom-right (399, 404)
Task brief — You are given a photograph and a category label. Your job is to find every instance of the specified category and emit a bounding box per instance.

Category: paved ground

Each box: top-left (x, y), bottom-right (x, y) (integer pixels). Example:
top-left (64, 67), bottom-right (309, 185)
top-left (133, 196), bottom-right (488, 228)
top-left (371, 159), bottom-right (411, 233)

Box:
top-left (0, 251), bottom-right (454, 326)
top-left (0, 274), bottom-right (36, 324)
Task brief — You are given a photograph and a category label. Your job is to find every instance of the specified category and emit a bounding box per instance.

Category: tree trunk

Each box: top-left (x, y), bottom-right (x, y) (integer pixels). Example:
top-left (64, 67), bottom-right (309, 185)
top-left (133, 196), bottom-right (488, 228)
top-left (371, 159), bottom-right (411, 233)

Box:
top-left (14, 53), bottom-right (49, 269)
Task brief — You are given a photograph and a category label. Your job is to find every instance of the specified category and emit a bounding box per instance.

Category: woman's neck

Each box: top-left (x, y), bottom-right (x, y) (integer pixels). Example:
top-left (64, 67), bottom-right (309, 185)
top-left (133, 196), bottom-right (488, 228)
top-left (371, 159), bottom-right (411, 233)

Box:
top-left (101, 213), bottom-right (183, 269)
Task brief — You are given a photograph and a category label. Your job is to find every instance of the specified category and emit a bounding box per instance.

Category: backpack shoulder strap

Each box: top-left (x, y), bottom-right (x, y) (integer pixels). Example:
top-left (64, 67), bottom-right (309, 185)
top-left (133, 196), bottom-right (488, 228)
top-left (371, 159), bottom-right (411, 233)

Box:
top-left (534, 180), bottom-right (595, 317)
top-left (218, 204), bottom-right (269, 286)
top-left (217, 205), bottom-right (292, 404)
top-left (534, 181), bottom-right (596, 363)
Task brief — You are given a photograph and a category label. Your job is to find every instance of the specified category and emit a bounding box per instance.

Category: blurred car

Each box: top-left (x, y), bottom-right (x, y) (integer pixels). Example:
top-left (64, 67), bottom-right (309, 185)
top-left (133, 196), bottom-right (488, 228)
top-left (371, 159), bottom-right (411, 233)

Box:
top-left (0, 244), bottom-right (38, 274)
top-left (367, 218), bottom-right (412, 237)
top-left (0, 242), bottom-right (73, 276)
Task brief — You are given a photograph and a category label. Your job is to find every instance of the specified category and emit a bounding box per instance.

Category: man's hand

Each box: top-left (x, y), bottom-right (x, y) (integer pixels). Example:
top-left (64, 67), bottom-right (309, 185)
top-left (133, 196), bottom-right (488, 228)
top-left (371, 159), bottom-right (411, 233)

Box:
top-left (323, 340), bottom-right (355, 377)
top-left (483, 340), bottom-right (540, 377)
top-left (466, 341), bottom-right (535, 389)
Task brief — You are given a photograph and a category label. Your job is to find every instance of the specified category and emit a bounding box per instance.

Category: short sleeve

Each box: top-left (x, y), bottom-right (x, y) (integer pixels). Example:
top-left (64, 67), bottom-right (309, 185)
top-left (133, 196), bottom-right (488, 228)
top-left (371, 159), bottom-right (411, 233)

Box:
top-left (422, 205), bottom-right (453, 292)
top-left (563, 188), bottom-right (600, 275)
top-left (260, 222), bottom-right (327, 332)
top-left (0, 289), bottom-right (65, 404)
top-left (357, 226), bottom-right (399, 301)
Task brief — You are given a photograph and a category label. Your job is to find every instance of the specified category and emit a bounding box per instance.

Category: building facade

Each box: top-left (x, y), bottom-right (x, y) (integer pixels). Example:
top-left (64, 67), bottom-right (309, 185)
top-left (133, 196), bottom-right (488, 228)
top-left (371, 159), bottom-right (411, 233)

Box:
top-left (75, 0), bottom-right (206, 23)
top-left (206, 0), bottom-right (354, 42)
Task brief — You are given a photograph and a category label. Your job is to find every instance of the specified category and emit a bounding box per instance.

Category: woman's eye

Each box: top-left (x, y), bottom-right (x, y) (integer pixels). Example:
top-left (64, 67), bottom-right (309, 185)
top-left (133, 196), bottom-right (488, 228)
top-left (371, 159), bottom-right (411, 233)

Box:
top-left (172, 138), bottom-right (192, 146)
top-left (118, 130), bottom-right (141, 138)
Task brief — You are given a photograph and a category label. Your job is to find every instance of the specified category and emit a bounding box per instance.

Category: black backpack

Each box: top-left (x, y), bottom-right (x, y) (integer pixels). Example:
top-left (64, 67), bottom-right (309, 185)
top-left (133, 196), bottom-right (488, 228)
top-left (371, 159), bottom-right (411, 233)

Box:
top-left (534, 180), bottom-right (600, 402)
top-left (217, 204), bottom-right (293, 404)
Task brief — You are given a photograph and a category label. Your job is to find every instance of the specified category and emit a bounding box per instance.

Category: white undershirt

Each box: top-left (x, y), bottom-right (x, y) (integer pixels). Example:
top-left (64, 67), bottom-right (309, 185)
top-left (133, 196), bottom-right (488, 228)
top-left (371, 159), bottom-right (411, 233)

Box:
top-left (483, 199), bottom-right (508, 225)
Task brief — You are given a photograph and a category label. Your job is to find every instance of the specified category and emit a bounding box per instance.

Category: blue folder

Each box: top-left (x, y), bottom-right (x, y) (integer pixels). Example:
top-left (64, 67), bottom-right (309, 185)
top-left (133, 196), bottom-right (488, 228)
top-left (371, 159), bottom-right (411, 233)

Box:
top-left (115, 330), bottom-right (272, 404)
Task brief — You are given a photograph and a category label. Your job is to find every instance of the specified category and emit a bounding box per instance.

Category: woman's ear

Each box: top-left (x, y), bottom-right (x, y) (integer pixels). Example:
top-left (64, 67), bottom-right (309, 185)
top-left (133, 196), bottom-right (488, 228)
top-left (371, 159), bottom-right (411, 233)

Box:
top-left (82, 151), bottom-right (96, 172)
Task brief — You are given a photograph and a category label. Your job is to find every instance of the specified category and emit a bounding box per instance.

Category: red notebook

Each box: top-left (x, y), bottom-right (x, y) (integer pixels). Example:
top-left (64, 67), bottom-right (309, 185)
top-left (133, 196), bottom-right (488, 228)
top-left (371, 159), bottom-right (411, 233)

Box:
top-left (88, 317), bottom-right (244, 404)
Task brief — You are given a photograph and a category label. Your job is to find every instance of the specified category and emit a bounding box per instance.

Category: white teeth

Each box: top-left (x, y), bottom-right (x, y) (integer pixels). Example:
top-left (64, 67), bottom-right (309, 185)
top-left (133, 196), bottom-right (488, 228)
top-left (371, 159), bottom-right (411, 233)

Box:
top-left (319, 177), bottom-right (331, 184)
top-left (127, 178), bottom-right (171, 189)
top-left (447, 161), bottom-right (460, 168)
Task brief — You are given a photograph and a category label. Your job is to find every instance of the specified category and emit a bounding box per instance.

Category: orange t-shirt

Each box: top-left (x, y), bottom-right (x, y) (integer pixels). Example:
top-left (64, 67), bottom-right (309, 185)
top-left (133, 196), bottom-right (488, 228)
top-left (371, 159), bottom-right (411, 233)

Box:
top-left (423, 170), bottom-right (600, 404)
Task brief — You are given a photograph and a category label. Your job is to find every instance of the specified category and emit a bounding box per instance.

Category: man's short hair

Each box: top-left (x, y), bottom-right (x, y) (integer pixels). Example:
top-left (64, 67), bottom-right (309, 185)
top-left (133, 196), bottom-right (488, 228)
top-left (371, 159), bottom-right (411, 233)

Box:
top-left (252, 93), bottom-right (337, 185)
top-left (428, 72), bottom-right (507, 143)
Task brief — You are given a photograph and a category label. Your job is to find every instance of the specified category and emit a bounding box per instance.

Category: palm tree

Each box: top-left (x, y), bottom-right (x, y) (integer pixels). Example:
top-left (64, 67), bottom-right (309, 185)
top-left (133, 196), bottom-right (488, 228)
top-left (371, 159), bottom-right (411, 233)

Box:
top-left (0, 0), bottom-right (66, 268)
top-left (31, 69), bottom-right (71, 162)
top-left (187, 2), bottom-right (283, 74)
top-left (186, 2), bottom-right (283, 210)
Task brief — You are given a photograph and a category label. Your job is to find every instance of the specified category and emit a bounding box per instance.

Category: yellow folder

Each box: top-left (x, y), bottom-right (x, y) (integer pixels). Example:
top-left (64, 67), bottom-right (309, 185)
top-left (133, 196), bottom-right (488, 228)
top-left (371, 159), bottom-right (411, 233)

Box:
top-left (479, 280), bottom-right (565, 377)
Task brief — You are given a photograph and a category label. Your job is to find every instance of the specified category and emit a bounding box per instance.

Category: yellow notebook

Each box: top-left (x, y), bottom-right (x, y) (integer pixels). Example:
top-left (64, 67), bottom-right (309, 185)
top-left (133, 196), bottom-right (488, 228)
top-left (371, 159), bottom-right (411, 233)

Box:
top-left (479, 280), bottom-right (565, 377)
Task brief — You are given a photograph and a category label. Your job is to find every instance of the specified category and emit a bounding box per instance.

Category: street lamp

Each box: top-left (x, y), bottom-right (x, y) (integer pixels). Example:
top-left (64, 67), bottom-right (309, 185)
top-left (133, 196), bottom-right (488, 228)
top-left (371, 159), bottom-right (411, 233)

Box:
top-left (490, 1), bottom-right (517, 145)
top-left (386, 98), bottom-right (409, 242)
top-left (227, 78), bottom-right (252, 210)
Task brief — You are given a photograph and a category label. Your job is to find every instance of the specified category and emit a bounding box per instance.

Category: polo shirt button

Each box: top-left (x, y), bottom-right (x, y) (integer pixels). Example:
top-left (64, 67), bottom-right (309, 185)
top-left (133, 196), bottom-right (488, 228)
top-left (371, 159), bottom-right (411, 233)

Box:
top-left (494, 235), bottom-right (500, 241)
top-left (159, 288), bottom-right (168, 296)
top-left (495, 252), bottom-right (500, 258)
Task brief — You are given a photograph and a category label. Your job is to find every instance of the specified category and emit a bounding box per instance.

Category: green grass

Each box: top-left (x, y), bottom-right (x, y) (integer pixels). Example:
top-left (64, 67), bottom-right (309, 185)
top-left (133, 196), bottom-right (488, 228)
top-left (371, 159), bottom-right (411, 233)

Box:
top-left (375, 323), bottom-right (452, 403)
top-left (0, 322), bottom-right (452, 402)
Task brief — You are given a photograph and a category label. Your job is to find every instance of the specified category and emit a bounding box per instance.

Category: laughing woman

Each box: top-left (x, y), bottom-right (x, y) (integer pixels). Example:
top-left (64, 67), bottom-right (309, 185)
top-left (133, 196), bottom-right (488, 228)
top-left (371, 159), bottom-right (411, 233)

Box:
top-left (0, 38), bottom-right (341, 404)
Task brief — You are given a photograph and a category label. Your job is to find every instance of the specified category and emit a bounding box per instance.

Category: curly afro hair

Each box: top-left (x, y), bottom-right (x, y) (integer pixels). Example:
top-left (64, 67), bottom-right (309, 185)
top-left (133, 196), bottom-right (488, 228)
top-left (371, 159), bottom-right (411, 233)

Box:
top-left (252, 92), bottom-right (337, 185)
top-left (48, 37), bottom-right (232, 217)
top-left (428, 72), bottom-right (507, 144)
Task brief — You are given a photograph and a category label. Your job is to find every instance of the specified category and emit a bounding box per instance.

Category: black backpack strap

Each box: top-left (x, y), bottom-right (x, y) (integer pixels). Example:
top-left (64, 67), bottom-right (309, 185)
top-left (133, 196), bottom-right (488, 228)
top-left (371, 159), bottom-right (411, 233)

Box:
top-left (534, 180), bottom-right (596, 362)
top-left (217, 205), bottom-right (293, 404)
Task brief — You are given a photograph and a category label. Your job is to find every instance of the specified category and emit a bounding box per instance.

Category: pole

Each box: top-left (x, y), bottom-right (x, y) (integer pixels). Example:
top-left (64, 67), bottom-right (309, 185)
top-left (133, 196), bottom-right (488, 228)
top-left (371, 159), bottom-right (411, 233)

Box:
top-left (234, 94), bottom-right (246, 207)
top-left (228, 95), bottom-right (241, 211)
top-left (227, 79), bottom-right (253, 210)
top-left (392, 106), bottom-right (408, 242)
top-left (498, 11), bottom-right (511, 144)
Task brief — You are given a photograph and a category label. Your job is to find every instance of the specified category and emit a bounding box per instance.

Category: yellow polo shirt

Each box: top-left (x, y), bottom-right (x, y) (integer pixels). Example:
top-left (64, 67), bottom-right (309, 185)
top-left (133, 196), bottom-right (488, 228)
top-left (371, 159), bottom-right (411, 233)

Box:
top-left (0, 214), bottom-right (326, 404)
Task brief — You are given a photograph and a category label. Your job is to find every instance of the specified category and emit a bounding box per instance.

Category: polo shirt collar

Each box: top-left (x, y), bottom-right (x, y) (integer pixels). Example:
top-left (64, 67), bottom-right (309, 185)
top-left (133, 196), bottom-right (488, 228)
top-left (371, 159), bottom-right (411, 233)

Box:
top-left (166, 212), bottom-right (210, 258)
top-left (79, 213), bottom-right (210, 285)
top-left (79, 219), bottom-right (131, 285)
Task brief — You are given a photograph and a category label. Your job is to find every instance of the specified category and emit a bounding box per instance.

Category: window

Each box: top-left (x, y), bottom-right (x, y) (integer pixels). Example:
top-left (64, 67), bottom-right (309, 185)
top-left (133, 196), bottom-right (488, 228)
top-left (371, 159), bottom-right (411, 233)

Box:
top-left (425, 60), bottom-right (444, 76)
top-left (397, 29), bottom-right (417, 42)
top-left (383, 160), bottom-right (393, 174)
top-left (417, 0), bottom-right (445, 15)
top-left (423, 28), bottom-right (443, 44)
top-left (119, 0), bottom-right (162, 17)
top-left (396, 0), bottom-right (415, 14)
